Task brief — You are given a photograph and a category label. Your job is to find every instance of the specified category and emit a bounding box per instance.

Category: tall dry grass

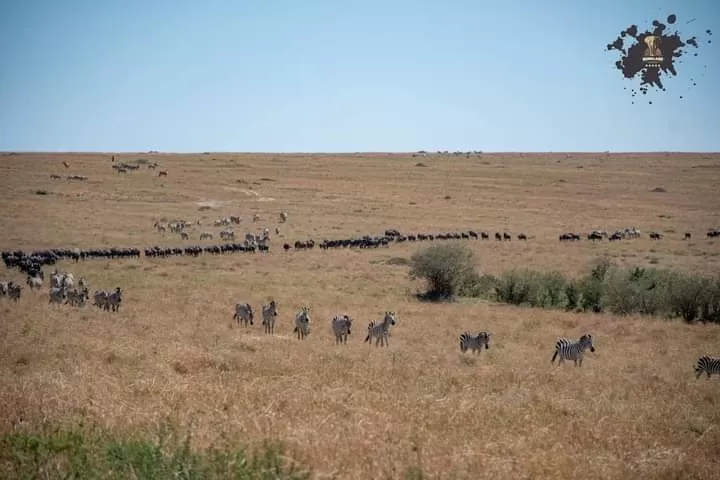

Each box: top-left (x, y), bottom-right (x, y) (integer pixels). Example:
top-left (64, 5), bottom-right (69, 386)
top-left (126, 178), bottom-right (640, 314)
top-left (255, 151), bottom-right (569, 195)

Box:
top-left (1, 152), bottom-right (720, 479)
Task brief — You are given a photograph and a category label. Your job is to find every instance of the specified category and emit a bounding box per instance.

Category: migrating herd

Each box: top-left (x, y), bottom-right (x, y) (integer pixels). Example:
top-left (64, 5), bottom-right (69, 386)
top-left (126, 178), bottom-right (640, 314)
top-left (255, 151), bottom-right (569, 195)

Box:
top-left (1, 267), bottom-right (125, 312)
top-left (2, 225), bottom-right (719, 282)
top-left (3, 261), bottom-right (719, 380)
top-left (560, 227), bottom-right (720, 242)
top-left (234, 298), bottom-right (720, 378)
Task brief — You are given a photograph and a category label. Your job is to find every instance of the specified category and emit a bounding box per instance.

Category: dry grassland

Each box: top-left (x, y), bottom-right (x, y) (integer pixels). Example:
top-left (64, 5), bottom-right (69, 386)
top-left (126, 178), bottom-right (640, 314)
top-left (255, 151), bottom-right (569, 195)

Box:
top-left (1, 152), bottom-right (720, 479)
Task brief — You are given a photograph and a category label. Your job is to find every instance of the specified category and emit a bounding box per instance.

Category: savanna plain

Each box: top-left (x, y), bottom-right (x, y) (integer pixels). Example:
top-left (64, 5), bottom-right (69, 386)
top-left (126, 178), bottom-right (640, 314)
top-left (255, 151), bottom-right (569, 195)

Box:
top-left (1, 152), bottom-right (720, 479)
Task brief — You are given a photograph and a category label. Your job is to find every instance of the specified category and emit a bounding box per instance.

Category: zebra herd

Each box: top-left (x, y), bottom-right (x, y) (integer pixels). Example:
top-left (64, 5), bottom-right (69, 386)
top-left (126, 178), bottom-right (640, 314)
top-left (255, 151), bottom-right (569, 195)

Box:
top-left (1, 267), bottom-right (125, 313)
top-left (226, 300), bottom-right (718, 378)
top-left (231, 302), bottom-right (398, 345)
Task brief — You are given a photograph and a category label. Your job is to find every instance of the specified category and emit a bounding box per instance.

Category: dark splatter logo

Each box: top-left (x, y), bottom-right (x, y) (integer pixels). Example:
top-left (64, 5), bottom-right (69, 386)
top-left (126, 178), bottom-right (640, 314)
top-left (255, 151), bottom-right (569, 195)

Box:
top-left (606, 14), bottom-right (712, 101)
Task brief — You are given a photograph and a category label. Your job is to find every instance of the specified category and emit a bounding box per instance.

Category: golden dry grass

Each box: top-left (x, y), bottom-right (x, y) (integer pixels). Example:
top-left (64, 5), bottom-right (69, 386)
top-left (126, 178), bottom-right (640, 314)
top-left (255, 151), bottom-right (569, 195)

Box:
top-left (1, 151), bottom-right (720, 479)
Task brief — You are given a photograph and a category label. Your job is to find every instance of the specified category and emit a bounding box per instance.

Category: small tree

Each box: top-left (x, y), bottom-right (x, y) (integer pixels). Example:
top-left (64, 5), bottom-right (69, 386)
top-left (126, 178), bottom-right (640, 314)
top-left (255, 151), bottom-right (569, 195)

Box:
top-left (409, 243), bottom-right (478, 300)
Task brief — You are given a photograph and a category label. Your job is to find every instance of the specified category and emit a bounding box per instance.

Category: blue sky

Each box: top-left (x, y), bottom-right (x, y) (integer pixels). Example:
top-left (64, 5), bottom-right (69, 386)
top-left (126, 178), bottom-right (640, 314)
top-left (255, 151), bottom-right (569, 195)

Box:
top-left (0, 0), bottom-right (717, 152)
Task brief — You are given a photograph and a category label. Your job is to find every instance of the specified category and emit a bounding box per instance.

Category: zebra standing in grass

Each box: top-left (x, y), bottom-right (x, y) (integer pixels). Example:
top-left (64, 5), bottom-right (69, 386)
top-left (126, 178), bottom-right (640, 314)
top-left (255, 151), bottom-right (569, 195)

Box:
top-left (695, 356), bottom-right (720, 378)
top-left (331, 314), bottom-right (353, 344)
top-left (293, 306), bottom-right (311, 339)
top-left (262, 300), bottom-right (279, 334)
top-left (7, 282), bottom-right (21, 302)
top-left (49, 286), bottom-right (66, 305)
top-left (364, 311), bottom-right (397, 347)
top-left (459, 331), bottom-right (492, 354)
top-left (551, 334), bottom-right (596, 367)
top-left (107, 287), bottom-right (122, 312)
top-left (233, 303), bottom-right (254, 327)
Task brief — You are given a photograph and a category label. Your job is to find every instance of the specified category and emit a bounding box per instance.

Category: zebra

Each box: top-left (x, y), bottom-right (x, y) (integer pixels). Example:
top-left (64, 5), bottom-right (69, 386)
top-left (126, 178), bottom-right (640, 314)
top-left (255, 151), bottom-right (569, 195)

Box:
top-left (26, 275), bottom-right (43, 290)
top-left (293, 306), bottom-right (311, 339)
top-left (49, 286), bottom-right (66, 305)
top-left (93, 290), bottom-right (108, 309)
top-left (331, 315), bottom-right (353, 344)
top-left (262, 300), bottom-right (279, 334)
top-left (364, 311), bottom-right (397, 347)
top-left (7, 282), bottom-right (21, 302)
top-left (199, 232), bottom-right (213, 240)
top-left (279, 211), bottom-right (288, 223)
top-left (459, 331), bottom-right (492, 354)
top-left (695, 356), bottom-right (720, 379)
top-left (233, 303), bottom-right (254, 327)
top-left (551, 334), bottom-right (596, 367)
top-left (107, 287), bottom-right (122, 312)
top-left (66, 287), bottom-right (89, 307)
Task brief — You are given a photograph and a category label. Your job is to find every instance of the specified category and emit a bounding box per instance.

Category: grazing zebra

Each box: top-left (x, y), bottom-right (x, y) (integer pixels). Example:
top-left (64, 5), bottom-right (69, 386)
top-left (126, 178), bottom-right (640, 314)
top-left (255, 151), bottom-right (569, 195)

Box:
top-left (279, 211), bottom-right (288, 223)
top-left (331, 315), bottom-right (353, 344)
top-left (253, 213), bottom-right (261, 222)
top-left (199, 232), bottom-right (213, 240)
top-left (695, 356), bottom-right (720, 378)
top-left (262, 300), bottom-right (279, 334)
top-left (364, 311), bottom-right (397, 347)
top-left (233, 303), bottom-right (254, 327)
top-left (293, 306), bottom-right (311, 339)
top-left (459, 331), bottom-right (492, 353)
top-left (551, 334), bottom-right (596, 367)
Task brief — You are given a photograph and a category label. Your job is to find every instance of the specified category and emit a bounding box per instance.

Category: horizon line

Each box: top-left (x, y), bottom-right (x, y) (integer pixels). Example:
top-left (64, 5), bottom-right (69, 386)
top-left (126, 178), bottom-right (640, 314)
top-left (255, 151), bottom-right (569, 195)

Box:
top-left (2, 150), bottom-right (719, 155)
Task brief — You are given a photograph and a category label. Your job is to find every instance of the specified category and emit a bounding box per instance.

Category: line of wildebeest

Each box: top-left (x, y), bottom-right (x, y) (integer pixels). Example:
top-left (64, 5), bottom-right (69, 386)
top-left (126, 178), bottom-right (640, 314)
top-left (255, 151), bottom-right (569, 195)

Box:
top-left (3, 227), bottom-right (719, 280)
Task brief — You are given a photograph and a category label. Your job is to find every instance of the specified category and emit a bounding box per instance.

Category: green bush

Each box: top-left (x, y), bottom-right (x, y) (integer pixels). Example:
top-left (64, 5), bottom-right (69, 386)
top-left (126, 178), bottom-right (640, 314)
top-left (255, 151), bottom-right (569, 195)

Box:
top-left (409, 243), bottom-right (479, 300)
top-left (494, 270), bottom-right (536, 305)
top-left (564, 281), bottom-right (580, 311)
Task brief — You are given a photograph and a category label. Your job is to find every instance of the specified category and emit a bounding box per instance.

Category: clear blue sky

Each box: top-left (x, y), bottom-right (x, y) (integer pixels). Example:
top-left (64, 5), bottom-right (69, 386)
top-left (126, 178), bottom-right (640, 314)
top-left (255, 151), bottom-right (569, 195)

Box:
top-left (0, 0), bottom-right (717, 152)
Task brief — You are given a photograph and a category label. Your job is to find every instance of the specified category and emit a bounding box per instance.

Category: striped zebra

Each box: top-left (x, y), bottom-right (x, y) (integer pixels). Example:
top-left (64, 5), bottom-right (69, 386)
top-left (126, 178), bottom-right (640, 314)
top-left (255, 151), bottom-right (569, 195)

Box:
top-left (7, 282), bottom-right (21, 302)
top-left (107, 287), bottom-right (122, 312)
top-left (279, 211), bottom-right (288, 223)
top-left (459, 331), bottom-right (492, 354)
top-left (551, 334), bottom-right (596, 367)
top-left (66, 287), bottom-right (89, 307)
top-left (93, 290), bottom-right (107, 309)
top-left (695, 356), bottom-right (720, 379)
top-left (331, 315), bottom-right (353, 344)
top-left (293, 306), bottom-right (311, 340)
top-left (364, 311), bottom-right (396, 347)
top-left (26, 275), bottom-right (43, 290)
top-left (262, 300), bottom-right (279, 334)
top-left (49, 286), bottom-right (66, 305)
top-left (233, 303), bottom-right (254, 327)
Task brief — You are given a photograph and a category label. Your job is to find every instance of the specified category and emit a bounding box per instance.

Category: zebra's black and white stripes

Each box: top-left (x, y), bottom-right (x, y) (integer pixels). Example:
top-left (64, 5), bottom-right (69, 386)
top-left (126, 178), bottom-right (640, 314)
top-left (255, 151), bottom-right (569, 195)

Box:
top-left (262, 300), bottom-right (278, 334)
top-left (364, 311), bottom-right (396, 347)
top-left (233, 303), bottom-right (254, 327)
top-left (293, 306), bottom-right (311, 339)
top-left (331, 314), bottom-right (352, 344)
top-left (695, 356), bottom-right (720, 378)
top-left (459, 331), bottom-right (491, 353)
top-left (551, 334), bottom-right (595, 367)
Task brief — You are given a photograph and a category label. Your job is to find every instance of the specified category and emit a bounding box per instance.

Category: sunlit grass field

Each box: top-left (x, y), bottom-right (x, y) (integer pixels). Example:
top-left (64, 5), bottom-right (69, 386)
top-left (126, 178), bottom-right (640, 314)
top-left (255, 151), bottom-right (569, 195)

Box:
top-left (1, 151), bottom-right (720, 479)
